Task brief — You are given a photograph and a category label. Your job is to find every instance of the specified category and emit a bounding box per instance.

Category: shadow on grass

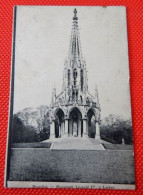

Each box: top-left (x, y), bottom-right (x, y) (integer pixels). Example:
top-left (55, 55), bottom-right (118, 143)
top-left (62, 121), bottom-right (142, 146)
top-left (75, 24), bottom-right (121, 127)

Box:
top-left (9, 149), bottom-right (135, 184)
top-left (12, 143), bottom-right (52, 148)
top-left (103, 144), bottom-right (133, 150)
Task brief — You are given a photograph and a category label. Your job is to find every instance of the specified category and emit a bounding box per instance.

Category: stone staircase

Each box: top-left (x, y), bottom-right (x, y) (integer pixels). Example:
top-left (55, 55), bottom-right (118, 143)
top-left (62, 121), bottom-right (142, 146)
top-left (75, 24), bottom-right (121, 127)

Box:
top-left (49, 137), bottom-right (105, 150)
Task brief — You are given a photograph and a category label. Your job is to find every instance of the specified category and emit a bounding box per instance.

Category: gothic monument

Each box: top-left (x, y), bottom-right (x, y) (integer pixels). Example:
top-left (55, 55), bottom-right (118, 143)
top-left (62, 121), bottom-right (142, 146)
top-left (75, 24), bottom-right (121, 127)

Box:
top-left (49, 9), bottom-right (101, 139)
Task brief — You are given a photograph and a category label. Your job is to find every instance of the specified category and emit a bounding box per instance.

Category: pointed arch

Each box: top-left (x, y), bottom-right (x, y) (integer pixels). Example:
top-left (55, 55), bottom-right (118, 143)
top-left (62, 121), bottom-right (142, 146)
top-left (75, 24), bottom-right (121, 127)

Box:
top-left (68, 107), bottom-right (82, 118)
top-left (54, 108), bottom-right (65, 118)
top-left (54, 108), bottom-right (65, 138)
top-left (69, 107), bottom-right (82, 137)
top-left (87, 108), bottom-right (96, 138)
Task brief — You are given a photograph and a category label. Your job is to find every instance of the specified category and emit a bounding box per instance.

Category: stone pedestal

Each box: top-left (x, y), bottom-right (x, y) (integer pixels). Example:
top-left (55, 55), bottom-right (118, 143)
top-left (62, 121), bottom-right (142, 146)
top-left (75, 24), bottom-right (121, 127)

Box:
top-left (95, 122), bottom-right (100, 140)
top-left (64, 119), bottom-right (69, 138)
top-left (50, 121), bottom-right (55, 139)
top-left (61, 121), bottom-right (65, 137)
top-left (82, 119), bottom-right (88, 138)
top-left (59, 125), bottom-right (61, 137)
top-left (73, 121), bottom-right (78, 137)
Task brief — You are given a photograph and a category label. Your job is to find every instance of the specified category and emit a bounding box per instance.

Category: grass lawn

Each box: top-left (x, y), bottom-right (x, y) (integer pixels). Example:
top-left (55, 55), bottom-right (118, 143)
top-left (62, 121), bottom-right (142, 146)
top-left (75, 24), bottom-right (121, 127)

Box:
top-left (103, 144), bottom-right (133, 150)
top-left (12, 143), bottom-right (51, 148)
top-left (8, 148), bottom-right (135, 184)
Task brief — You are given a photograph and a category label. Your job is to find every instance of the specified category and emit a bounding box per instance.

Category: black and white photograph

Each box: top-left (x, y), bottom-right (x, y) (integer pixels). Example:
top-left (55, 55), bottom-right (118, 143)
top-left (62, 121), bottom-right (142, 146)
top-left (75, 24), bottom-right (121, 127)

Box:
top-left (5, 6), bottom-right (135, 189)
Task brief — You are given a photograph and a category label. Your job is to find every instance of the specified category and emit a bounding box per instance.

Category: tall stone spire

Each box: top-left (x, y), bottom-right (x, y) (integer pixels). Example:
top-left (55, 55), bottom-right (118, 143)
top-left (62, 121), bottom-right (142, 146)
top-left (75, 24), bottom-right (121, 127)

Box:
top-left (68, 8), bottom-right (82, 64)
top-left (63, 8), bottom-right (88, 102)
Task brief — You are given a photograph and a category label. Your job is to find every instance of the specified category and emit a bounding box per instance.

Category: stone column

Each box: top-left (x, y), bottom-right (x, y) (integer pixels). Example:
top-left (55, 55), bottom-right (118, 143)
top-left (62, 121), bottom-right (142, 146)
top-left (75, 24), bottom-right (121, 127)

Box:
top-left (63, 121), bottom-right (65, 135)
top-left (82, 119), bottom-right (88, 138)
top-left (95, 122), bottom-right (100, 140)
top-left (50, 121), bottom-right (55, 139)
top-left (78, 119), bottom-right (81, 137)
top-left (86, 120), bottom-right (89, 137)
top-left (64, 119), bottom-right (68, 137)
top-left (69, 120), bottom-right (72, 137)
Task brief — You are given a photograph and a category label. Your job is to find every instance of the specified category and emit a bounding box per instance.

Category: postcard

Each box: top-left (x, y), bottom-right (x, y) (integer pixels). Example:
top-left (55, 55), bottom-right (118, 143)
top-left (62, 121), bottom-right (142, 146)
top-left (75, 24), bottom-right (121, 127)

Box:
top-left (5, 6), bottom-right (135, 189)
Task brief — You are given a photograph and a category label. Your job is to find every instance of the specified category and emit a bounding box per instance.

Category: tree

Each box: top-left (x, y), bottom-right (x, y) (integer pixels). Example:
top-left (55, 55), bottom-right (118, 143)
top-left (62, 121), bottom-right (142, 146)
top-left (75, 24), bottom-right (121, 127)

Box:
top-left (12, 114), bottom-right (38, 143)
top-left (100, 115), bottom-right (133, 144)
top-left (12, 105), bottom-right (51, 143)
top-left (36, 106), bottom-right (50, 141)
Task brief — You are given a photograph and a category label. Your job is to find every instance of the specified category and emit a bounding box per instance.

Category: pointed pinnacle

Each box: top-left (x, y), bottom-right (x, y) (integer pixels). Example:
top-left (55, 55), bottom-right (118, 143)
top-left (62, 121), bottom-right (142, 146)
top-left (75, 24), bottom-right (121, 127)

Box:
top-left (73, 8), bottom-right (78, 20)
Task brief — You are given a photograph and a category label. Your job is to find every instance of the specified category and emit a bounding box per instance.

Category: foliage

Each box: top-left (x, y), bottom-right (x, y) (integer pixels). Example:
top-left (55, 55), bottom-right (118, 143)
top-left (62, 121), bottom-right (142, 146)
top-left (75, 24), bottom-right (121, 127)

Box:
top-left (12, 106), bottom-right (50, 143)
top-left (100, 114), bottom-right (133, 144)
top-left (12, 115), bottom-right (38, 143)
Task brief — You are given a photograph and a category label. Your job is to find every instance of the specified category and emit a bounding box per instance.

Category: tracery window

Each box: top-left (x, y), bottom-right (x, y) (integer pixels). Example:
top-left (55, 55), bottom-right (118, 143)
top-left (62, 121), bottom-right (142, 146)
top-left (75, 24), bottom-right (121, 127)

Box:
top-left (73, 69), bottom-right (77, 86)
top-left (80, 69), bottom-right (84, 91)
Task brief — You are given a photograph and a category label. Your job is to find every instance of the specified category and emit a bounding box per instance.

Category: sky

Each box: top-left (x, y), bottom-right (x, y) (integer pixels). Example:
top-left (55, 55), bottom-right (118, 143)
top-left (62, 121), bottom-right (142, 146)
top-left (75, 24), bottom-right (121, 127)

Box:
top-left (13, 6), bottom-right (132, 119)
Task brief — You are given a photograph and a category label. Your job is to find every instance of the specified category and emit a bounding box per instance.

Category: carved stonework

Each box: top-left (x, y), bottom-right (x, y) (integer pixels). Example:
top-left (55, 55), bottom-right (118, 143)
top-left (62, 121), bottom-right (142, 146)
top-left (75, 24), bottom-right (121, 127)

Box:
top-left (49, 9), bottom-right (101, 139)
top-left (49, 109), bottom-right (55, 122)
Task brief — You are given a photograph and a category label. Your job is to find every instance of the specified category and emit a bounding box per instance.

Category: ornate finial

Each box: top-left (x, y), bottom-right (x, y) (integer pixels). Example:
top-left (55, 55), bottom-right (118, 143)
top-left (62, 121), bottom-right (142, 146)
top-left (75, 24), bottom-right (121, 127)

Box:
top-left (73, 8), bottom-right (78, 20)
top-left (74, 8), bottom-right (77, 16)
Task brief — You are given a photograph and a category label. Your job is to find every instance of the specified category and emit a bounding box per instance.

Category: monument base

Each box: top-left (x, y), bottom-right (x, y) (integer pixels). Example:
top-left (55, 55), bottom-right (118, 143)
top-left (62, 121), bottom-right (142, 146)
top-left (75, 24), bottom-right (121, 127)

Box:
top-left (50, 137), bottom-right (105, 150)
top-left (82, 133), bottom-right (88, 139)
top-left (95, 135), bottom-right (101, 140)
top-left (49, 134), bottom-right (55, 140)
